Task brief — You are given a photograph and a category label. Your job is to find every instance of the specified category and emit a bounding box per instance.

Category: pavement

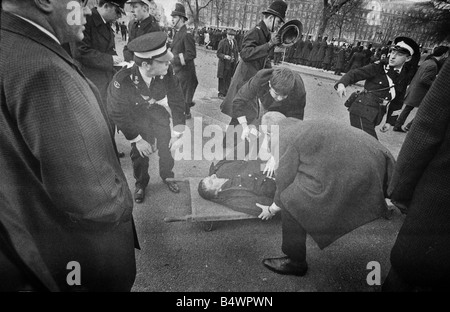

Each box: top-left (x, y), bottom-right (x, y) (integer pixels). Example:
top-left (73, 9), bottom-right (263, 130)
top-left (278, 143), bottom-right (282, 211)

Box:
top-left (111, 36), bottom-right (413, 292)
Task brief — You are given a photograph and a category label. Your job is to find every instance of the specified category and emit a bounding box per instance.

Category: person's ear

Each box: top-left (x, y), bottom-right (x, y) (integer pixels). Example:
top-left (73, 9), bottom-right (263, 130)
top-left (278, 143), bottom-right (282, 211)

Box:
top-left (34, 0), bottom-right (53, 13)
top-left (405, 55), bottom-right (412, 63)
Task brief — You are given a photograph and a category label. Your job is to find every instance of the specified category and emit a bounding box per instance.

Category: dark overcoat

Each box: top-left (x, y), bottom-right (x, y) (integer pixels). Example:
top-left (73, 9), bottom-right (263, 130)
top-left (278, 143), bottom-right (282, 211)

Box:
top-left (231, 68), bottom-right (306, 124)
top-left (301, 39), bottom-right (312, 60)
top-left (273, 119), bottom-right (395, 249)
top-left (123, 14), bottom-right (161, 62)
top-left (220, 21), bottom-right (272, 117)
top-left (388, 59), bottom-right (450, 288)
top-left (0, 12), bottom-right (136, 291)
top-left (403, 57), bottom-right (439, 108)
top-left (216, 37), bottom-right (239, 78)
top-left (307, 39), bottom-right (320, 63)
top-left (75, 8), bottom-right (117, 101)
top-left (170, 25), bottom-right (198, 105)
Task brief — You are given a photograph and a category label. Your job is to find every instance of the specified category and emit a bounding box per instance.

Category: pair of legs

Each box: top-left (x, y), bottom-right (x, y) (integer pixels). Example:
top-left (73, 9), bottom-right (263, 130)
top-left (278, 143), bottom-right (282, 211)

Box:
top-left (218, 68), bottom-right (233, 97)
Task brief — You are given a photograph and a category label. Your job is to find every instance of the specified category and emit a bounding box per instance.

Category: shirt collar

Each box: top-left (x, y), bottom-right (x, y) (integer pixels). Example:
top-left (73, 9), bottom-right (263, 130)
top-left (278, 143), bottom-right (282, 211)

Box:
top-left (13, 14), bottom-right (60, 45)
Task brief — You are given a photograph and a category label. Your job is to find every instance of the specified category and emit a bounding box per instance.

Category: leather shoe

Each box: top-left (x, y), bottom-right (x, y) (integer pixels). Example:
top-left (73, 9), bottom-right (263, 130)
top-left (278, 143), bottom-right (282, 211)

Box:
top-left (134, 188), bottom-right (145, 203)
top-left (164, 180), bottom-right (180, 193)
top-left (393, 126), bottom-right (406, 133)
top-left (118, 152), bottom-right (125, 158)
top-left (262, 256), bottom-right (308, 276)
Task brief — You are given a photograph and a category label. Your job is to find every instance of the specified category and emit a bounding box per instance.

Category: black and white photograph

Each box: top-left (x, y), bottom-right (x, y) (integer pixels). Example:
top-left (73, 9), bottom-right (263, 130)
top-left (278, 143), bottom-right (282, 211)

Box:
top-left (1, 0), bottom-right (450, 298)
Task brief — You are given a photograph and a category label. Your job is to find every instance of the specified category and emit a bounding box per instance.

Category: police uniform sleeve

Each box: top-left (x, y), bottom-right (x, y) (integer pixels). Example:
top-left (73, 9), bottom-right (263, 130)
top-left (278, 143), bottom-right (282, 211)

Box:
top-left (334, 63), bottom-right (379, 89)
top-left (231, 75), bottom-right (260, 121)
top-left (106, 72), bottom-right (142, 141)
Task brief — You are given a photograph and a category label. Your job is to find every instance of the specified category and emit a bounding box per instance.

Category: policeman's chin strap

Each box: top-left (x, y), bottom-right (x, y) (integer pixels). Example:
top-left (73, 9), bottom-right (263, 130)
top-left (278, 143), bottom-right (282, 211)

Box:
top-left (173, 18), bottom-right (180, 31)
top-left (271, 17), bottom-right (276, 33)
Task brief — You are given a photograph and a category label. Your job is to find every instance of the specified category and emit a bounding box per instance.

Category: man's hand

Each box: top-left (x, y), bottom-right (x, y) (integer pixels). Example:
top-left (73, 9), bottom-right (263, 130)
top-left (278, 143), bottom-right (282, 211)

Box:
top-left (240, 124), bottom-right (250, 141)
top-left (336, 83), bottom-right (346, 98)
top-left (135, 139), bottom-right (153, 158)
top-left (224, 55), bottom-right (232, 60)
top-left (263, 155), bottom-right (276, 178)
top-left (112, 55), bottom-right (124, 66)
top-left (256, 203), bottom-right (275, 221)
top-left (268, 33), bottom-right (281, 48)
top-left (380, 123), bottom-right (391, 132)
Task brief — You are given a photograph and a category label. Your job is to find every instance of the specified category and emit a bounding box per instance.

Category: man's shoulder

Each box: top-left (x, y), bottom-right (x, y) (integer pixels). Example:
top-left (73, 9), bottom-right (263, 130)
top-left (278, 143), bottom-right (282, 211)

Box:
top-left (110, 67), bottom-right (135, 90)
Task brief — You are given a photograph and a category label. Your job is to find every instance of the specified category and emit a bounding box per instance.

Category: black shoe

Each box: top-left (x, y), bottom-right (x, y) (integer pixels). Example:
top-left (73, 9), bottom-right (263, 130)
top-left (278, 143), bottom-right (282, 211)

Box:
top-left (262, 256), bottom-right (308, 276)
top-left (393, 126), bottom-right (406, 133)
top-left (190, 102), bottom-right (196, 107)
top-left (118, 152), bottom-right (125, 158)
top-left (164, 180), bottom-right (180, 193)
top-left (134, 188), bottom-right (145, 203)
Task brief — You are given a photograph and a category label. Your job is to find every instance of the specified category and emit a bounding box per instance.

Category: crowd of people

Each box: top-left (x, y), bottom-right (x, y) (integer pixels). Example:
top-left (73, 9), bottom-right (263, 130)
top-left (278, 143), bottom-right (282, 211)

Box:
top-left (1, 0), bottom-right (450, 292)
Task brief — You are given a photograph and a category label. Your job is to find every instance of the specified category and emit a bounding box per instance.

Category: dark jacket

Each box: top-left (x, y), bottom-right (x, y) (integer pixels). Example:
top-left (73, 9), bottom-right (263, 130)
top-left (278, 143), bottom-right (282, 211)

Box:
top-left (75, 8), bottom-right (117, 100)
top-left (123, 14), bottom-right (161, 62)
top-left (335, 60), bottom-right (410, 125)
top-left (403, 57), bottom-right (439, 108)
top-left (301, 39), bottom-right (312, 60)
top-left (274, 118), bottom-right (395, 249)
top-left (220, 21), bottom-right (272, 117)
top-left (106, 64), bottom-right (185, 141)
top-left (232, 68), bottom-right (306, 124)
top-left (210, 160), bottom-right (276, 216)
top-left (216, 37), bottom-right (239, 78)
top-left (388, 59), bottom-right (450, 288)
top-left (0, 12), bottom-right (135, 291)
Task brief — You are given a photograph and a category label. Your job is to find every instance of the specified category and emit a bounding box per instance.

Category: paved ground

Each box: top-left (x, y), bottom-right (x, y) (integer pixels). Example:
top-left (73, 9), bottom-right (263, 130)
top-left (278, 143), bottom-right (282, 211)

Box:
top-left (112, 34), bottom-right (415, 292)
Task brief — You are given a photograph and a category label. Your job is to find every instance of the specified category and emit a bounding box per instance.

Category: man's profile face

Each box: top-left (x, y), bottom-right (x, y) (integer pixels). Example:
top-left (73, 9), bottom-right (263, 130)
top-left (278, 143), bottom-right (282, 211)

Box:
top-left (131, 3), bottom-right (148, 21)
top-left (58, 0), bottom-right (91, 43)
top-left (202, 174), bottom-right (221, 193)
top-left (389, 49), bottom-right (411, 68)
top-left (102, 4), bottom-right (122, 23)
top-left (172, 15), bottom-right (183, 29)
top-left (143, 59), bottom-right (171, 77)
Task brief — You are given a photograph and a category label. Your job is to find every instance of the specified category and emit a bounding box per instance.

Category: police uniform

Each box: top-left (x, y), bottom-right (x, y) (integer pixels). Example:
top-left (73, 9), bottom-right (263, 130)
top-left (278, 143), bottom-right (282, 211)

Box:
top-left (335, 37), bottom-right (420, 139)
top-left (170, 4), bottom-right (198, 118)
top-left (107, 32), bottom-right (185, 201)
top-left (123, 0), bottom-right (161, 62)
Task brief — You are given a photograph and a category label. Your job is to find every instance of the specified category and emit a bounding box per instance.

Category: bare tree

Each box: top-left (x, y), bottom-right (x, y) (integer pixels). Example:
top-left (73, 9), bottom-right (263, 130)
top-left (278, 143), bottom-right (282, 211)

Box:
top-left (239, 0), bottom-right (253, 31)
top-left (328, 0), bottom-right (365, 43)
top-left (213, 0), bottom-right (227, 27)
top-left (317, 0), bottom-right (355, 39)
top-left (181, 0), bottom-right (214, 31)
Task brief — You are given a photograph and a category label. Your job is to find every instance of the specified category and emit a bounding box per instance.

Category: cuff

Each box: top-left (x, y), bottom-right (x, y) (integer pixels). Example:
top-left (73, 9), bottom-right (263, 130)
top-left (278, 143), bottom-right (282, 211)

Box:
top-left (130, 135), bottom-right (143, 143)
top-left (179, 53), bottom-right (186, 66)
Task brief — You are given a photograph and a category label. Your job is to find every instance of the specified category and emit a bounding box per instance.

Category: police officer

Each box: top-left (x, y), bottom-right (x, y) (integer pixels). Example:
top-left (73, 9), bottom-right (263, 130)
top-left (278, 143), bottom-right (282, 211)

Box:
top-left (170, 3), bottom-right (198, 120)
top-left (123, 0), bottom-right (161, 62)
top-left (107, 32), bottom-right (186, 203)
top-left (335, 36), bottom-right (420, 139)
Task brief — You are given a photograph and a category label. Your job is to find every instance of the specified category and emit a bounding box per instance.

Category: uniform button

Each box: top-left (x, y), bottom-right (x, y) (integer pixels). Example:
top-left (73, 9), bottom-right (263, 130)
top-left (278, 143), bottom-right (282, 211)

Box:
top-left (239, 185), bottom-right (242, 187)
top-left (249, 174), bottom-right (252, 177)
top-left (379, 82), bottom-right (382, 84)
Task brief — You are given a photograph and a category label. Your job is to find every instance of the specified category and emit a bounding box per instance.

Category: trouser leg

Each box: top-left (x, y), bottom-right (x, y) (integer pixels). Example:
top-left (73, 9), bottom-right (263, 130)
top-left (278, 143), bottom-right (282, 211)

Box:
top-left (281, 209), bottom-right (307, 262)
top-left (218, 78), bottom-right (225, 96)
top-left (395, 105), bottom-right (414, 128)
top-left (349, 113), bottom-right (378, 140)
top-left (153, 124), bottom-right (175, 180)
top-left (131, 143), bottom-right (150, 189)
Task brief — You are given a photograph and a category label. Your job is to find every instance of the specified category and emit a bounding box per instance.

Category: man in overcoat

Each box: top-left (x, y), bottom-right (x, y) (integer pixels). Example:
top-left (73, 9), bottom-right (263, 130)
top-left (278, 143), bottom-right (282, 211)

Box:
top-left (123, 0), bottom-right (161, 62)
top-left (335, 37), bottom-right (420, 139)
top-left (170, 3), bottom-right (198, 119)
top-left (0, 0), bottom-right (136, 291)
top-left (107, 32), bottom-right (186, 203)
top-left (383, 59), bottom-right (450, 291)
top-left (219, 1), bottom-right (286, 126)
top-left (300, 35), bottom-right (312, 65)
top-left (393, 45), bottom-right (449, 132)
top-left (216, 29), bottom-right (239, 98)
top-left (259, 116), bottom-right (395, 276)
top-left (75, 0), bottom-right (127, 157)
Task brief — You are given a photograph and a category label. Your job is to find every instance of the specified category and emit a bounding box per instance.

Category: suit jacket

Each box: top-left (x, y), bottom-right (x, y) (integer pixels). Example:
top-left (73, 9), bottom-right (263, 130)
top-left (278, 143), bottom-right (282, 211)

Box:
top-left (220, 21), bottom-right (272, 117)
top-left (273, 119), bottom-right (395, 249)
top-left (107, 64), bottom-right (185, 141)
top-left (388, 59), bottom-right (450, 287)
top-left (216, 37), bottom-right (239, 78)
top-left (123, 14), bottom-right (161, 62)
top-left (0, 12), bottom-right (135, 291)
top-left (209, 160), bottom-right (276, 216)
top-left (231, 68), bottom-right (306, 124)
top-left (403, 57), bottom-right (439, 108)
top-left (75, 8), bottom-right (117, 101)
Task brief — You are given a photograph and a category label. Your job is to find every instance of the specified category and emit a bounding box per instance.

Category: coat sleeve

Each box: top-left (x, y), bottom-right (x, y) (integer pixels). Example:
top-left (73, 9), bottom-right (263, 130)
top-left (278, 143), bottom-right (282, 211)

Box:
top-left (165, 67), bottom-right (186, 127)
top-left (231, 75), bottom-right (259, 120)
top-left (419, 62), bottom-right (438, 87)
top-left (285, 74), bottom-right (306, 120)
top-left (388, 59), bottom-right (450, 205)
top-left (239, 29), bottom-right (271, 63)
top-left (216, 39), bottom-right (227, 60)
top-left (76, 24), bottom-right (114, 71)
top-left (216, 189), bottom-right (273, 216)
top-left (273, 137), bottom-right (300, 208)
top-left (334, 63), bottom-right (379, 89)
top-left (106, 75), bottom-right (142, 141)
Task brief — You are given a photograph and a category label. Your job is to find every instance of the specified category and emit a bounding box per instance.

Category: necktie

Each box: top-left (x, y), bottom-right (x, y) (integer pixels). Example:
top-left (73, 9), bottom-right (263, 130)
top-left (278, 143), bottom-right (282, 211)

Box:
top-left (229, 40), bottom-right (233, 49)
